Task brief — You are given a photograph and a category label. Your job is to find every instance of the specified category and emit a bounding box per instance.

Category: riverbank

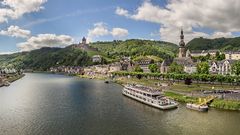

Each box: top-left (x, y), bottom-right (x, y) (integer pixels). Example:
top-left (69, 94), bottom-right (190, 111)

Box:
top-left (79, 75), bottom-right (240, 111)
top-left (7, 74), bottom-right (25, 83)
top-left (44, 72), bottom-right (240, 111)
top-left (0, 73), bottom-right (25, 87)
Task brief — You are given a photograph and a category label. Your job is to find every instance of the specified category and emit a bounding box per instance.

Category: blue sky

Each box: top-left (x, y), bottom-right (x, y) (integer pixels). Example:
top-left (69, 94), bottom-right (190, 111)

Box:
top-left (0, 0), bottom-right (239, 53)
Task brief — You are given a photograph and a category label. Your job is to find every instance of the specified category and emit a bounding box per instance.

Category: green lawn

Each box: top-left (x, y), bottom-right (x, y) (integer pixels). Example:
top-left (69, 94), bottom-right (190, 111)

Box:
top-left (170, 82), bottom-right (240, 92)
top-left (115, 77), bottom-right (240, 92)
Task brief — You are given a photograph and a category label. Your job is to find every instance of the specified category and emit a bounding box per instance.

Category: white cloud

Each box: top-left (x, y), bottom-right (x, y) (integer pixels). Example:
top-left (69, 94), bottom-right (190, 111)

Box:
top-left (87, 22), bottom-right (109, 40)
top-left (0, 25), bottom-right (31, 38)
top-left (115, 7), bottom-right (129, 17)
top-left (116, 0), bottom-right (240, 44)
top-left (111, 28), bottom-right (129, 38)
top-left (0, 0), bottom-right (47, 23)
top-left (210, 32), bottom-right (234, 39)
top-left (87, 22), bottom-right (129, 41)
top-left (17, 34), bottom-right (74, 51)
top-left (0, 51), bottom-right (17, 55)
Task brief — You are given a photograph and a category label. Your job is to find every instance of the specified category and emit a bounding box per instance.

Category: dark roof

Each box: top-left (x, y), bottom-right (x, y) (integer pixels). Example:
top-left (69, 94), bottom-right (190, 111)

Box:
top-left (161, 59), bottom-right (173, 66)
top-left (173, 57), bottom-right (195, 66)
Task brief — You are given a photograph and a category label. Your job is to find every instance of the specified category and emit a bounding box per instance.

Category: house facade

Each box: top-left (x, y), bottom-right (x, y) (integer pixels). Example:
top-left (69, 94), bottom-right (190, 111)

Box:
top-left (225, 51), bottom-right (240, 60)
top-left (92, 55), bottom-right (102, 63)
top-left (209, 60), bottom-right (237, 75)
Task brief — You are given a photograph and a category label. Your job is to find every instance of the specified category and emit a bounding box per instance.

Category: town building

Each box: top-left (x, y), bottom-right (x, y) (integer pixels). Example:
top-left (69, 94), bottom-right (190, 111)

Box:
top-left (109, 63), bottom-right (122, 73)
top-left (92, 55), bottom-right (102, 63)
top-left (135, 59), bottom-right (153, 73)
top-left (225, 51), bottom-right (240, 60)
top-left (209, 60), bottom-right (237, 75)
top-left (160, 59), bottom-right (172, 73)
top-left (190, 50), bottom-right (219, 57)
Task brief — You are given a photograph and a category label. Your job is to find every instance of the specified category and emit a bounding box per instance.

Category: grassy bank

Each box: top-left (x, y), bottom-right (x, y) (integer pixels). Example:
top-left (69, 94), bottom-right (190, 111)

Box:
top-left (114, 77), bottom-right (240, 92)
top-left (164, 91), bottom-right (197, 103)
top-left (210, 99), bottom-right (240, 111)
top-left (78, 74), bottom-right (108, 80)
top-left (165, 91), bottom-right (240, 111)
top-left (78, 75), bottom-right (240, 111)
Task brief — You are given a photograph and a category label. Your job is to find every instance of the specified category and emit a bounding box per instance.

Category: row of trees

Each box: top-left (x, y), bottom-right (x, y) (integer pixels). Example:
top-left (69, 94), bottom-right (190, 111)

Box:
top-left (113, 71), bottom-right (240, 85)
top-left (133, 58), bottom-right (240, 77)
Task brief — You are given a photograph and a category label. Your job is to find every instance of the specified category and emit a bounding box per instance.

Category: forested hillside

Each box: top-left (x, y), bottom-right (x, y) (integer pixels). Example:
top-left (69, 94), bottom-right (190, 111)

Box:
top-left (91, 39), bottom-right (178, 60)
top-left (0, 47), bottom-right (91, 70)
top-left (187, 37), bottom-right (240, 51)
top-left (0, 39), bottom-right (178, 71)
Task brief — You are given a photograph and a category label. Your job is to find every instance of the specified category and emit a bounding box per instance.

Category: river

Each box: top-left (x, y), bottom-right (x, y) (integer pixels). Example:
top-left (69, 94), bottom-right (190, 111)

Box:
top-left (0, 73), bottom-right (239, 135)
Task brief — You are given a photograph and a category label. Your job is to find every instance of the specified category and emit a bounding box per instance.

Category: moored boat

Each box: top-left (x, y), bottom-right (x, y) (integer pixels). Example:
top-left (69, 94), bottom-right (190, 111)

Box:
top-left (123, 84), bottom-right (178, 110)
top-left (186, 103), bottom-right (208, 112)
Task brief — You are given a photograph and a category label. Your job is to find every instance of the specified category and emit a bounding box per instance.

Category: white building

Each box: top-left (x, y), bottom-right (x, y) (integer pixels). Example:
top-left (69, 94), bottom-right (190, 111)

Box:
top-left (225, 51), bottom-right (240, 60)
top-left (92, 55), bottom-right (102, 63)
top-left (209, 60), bottom-right (236, 75)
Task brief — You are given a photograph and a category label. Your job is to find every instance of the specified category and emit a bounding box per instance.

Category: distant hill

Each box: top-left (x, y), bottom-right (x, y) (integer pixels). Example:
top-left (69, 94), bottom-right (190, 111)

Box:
top-left (0, 47), bottom-right (92, 70)
top-left (187, 37), bottom-right (240, 51)
top-left (0, 39), bottom-right (178, 71)
top-left (91, 39), bottom-right (178, 60)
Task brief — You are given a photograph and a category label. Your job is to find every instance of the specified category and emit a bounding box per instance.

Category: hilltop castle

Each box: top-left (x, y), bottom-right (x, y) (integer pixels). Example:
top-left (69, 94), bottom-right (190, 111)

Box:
top-left (74, 37), bottom-right (98, 51)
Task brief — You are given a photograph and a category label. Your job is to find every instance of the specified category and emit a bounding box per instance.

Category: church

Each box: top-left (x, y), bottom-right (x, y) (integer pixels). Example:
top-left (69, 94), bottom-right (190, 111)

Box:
top-left (174, 29), bottom-right (197, 74)
top-left (160, 29), bottom-right (197, 74)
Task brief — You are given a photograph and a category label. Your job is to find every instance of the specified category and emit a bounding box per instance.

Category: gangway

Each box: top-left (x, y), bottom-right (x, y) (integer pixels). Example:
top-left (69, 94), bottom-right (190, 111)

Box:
top-left (198, 96), bottom-right (217, 106)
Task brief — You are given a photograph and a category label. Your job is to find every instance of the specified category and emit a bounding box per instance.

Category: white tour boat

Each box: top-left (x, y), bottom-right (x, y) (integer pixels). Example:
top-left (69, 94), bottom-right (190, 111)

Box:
top-left (123, 84), bottom-right (178, 110)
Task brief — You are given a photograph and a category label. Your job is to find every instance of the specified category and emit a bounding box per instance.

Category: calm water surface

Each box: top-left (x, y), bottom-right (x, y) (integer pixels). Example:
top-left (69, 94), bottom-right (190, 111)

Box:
top-left (0, 73), bottom-right (240, 135)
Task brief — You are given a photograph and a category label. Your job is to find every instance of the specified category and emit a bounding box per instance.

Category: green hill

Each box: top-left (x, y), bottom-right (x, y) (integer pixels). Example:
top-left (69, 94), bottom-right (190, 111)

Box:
top-left (187, 37), bottom-right (240, 51)
top-left (0, 47), bottom-right (92, 70)
top-left (91, 39), bottom-right (178, 60)
top-left (0, 39), bottom-right (178, 71)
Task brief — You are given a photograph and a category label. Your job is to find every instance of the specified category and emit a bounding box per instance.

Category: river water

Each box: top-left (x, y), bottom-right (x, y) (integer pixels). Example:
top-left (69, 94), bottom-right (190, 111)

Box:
top-left (0, 73), bottom-right (239, 135)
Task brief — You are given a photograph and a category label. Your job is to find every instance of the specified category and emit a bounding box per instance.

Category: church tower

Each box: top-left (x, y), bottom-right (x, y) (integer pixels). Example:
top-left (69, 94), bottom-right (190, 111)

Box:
top-left (178, 29), bottom-right (186, 58)
top-left (82, 37), bottom-right (87, 44)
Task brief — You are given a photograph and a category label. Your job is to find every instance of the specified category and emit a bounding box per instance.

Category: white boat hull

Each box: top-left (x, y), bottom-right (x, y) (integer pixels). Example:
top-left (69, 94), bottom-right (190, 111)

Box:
top-left (186, 103), bottom-right (208, 112)
top-left (122, 89), bottom-right (178, 110)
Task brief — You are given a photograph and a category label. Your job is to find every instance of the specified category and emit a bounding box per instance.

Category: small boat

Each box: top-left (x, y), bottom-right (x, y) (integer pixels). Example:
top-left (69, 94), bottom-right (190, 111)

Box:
top-left (104, 80), bottom-right (109, 84)
top-left (186, 103), bottom-right (208, 112)
top-left (123, 84), bottom-right (178, 110)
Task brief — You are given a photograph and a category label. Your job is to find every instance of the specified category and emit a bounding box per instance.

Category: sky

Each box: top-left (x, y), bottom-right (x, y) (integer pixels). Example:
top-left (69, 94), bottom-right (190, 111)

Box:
top-left (0, 0), bottom-right (240, 54)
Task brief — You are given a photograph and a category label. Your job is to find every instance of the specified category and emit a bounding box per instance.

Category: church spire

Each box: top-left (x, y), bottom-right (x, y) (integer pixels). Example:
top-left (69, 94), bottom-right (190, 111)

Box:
top-left (178, 28), bottom-right (186, 58)
top-left (179, 28), bottom-right (185, 47)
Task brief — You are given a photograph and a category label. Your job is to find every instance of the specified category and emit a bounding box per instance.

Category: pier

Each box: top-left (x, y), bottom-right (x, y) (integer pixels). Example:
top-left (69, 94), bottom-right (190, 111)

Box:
top-left (198, 96), bottom-right (217, 106)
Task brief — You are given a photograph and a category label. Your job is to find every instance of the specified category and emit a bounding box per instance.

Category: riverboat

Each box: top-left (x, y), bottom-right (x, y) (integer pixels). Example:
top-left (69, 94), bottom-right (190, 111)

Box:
top-left (123, 84), bottom-right (178, 110)
top-left (186, 103), bottom-right (208, 112)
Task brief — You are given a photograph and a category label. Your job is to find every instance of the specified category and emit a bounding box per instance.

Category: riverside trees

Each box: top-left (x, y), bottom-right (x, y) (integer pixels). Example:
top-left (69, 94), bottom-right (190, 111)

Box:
top-left (113, 71), bottom-right (240, 85)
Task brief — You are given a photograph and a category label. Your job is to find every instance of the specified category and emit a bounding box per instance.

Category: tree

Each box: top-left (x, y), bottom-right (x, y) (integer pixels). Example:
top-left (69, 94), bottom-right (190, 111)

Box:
top-left (232, 61), bottom-right (240, 75)
top-left (136, 74), bottom-right (142, 80)
top-left (197, 62), bottom-right (210, 74)
top-left (148, 64), bottom-right (159, 73)
top-left (134, 65), bottom-right (143, 72)
top-left (169, 62), bottom-right (184, 73)
top-left (185, 77), bottom-right (192, 85)
top-left (206, 53), bottom-right (211, 60)
top-left (216, 51), bottom-right (225, 61)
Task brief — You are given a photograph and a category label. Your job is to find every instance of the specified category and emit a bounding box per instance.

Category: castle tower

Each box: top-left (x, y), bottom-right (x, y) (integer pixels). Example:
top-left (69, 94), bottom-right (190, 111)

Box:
top-left (178, 29), bottom-right (186, 58)
top-left (82, 37), bottom-right (87, 44)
